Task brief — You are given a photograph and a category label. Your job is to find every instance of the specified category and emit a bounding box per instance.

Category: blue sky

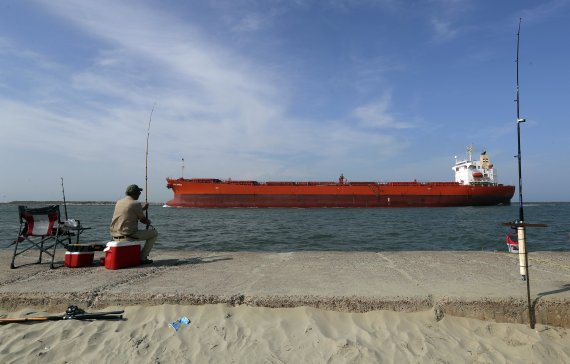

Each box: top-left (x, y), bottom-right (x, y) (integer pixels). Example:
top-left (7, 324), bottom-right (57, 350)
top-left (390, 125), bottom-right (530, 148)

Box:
top-left (1, 0), bottom-right (568, 203)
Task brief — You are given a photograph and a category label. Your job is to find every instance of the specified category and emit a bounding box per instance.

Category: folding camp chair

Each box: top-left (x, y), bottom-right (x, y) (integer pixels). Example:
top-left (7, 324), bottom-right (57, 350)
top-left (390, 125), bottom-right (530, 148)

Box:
top-left (11, 205), bottom-right (68, 269)
top-left (506, 228), bottom-right (519, 253)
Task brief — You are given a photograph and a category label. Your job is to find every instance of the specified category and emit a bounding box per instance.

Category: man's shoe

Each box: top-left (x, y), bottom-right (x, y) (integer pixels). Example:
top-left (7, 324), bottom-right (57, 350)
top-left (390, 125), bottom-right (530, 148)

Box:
top-left (140, 258), bottom-right (153, 265)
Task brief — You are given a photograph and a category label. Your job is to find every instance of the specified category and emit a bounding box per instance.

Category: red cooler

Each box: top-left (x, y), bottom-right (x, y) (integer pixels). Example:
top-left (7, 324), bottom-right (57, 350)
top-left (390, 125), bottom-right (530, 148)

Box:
top-left (104, 241), bottom-right (141, 270)
top-left (64, 251), bottom-right (94, 268)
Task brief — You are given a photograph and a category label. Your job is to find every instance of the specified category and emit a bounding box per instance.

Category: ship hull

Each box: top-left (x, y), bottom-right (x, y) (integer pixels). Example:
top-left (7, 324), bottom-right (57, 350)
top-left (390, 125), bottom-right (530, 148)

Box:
top-left (166, 178), bottom-right (515, 208)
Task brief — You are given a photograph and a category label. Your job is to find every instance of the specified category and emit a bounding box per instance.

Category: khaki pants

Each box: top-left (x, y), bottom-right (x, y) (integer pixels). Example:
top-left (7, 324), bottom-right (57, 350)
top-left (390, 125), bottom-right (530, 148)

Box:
top-left (130, 228), bottom-right (158, 260)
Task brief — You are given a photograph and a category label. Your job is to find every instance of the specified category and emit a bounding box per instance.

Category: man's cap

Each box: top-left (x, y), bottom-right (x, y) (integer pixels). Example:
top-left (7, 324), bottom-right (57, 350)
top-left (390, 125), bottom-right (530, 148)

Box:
top-left (126, 184), bottom-right (143, 194)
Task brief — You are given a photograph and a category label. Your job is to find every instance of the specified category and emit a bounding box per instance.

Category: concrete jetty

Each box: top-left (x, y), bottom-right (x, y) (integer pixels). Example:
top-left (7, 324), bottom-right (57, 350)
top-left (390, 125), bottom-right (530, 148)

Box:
top-left (1, 250), bottom-right (569, 327)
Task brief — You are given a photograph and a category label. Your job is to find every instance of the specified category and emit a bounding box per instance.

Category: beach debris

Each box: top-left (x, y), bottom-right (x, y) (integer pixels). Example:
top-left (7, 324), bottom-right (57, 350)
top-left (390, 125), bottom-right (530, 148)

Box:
top-left (169, 316), bottom-right (191, 332)
top-left (433, 304), bottom-right (445, 322)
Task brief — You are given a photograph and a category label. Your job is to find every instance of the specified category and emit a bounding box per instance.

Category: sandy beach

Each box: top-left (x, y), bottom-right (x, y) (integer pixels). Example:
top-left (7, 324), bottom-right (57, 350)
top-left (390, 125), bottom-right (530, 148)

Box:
top-left (2, 303), bottom-right (570, 363)
top-left (1, 250), bottom-right (570, 362)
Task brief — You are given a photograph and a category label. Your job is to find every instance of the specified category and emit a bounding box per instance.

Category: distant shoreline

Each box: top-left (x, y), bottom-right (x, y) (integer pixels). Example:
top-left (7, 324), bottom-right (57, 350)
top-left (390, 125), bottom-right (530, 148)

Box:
top-left (1, 201), bottom-right (165, 206)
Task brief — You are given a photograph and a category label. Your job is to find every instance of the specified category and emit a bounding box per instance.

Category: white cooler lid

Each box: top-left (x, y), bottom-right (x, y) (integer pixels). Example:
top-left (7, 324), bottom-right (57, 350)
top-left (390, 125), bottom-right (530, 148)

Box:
top-left (105, 241), bottom-right (142, 248)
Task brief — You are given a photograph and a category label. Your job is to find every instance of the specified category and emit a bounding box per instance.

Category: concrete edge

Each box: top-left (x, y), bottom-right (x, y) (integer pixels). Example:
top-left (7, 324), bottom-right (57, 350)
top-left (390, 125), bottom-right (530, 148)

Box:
top-left (1, 293), bottom-right (568, 328)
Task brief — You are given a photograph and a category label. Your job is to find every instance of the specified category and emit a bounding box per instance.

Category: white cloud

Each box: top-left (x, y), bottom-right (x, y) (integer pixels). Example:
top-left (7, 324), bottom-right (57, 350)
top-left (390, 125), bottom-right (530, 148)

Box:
top-left (0, 0), bottom-right (417, 201)
top-left (0, 36), bottom-right (59, 71)
top-left (351, 94), bottom-right (413, 129)
top-left (518, 0), bottom-right (569, 23)
top-left (430, 18), bottom-right (459, 43)
top-left (232, 11), bottom-right (276, 32)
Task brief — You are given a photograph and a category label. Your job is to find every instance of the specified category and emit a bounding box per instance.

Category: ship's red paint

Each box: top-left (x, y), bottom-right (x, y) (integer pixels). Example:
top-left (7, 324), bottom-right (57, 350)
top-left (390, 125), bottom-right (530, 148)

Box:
top-left (165, 178), bottom-right (515, 208)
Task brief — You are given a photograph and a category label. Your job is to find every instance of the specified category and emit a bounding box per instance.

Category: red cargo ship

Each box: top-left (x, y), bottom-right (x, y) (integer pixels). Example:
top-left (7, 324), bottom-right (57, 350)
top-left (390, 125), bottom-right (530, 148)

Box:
top-left (166, 148), bottom-right (515, 208)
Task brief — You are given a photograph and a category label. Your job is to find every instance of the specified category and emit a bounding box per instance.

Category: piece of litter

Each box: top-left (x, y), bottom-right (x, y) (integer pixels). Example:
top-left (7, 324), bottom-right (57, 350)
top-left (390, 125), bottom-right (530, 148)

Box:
top-left (169, 321), bottom-right (181, 332)
top-left (169, 316), bottom-right (191, 331)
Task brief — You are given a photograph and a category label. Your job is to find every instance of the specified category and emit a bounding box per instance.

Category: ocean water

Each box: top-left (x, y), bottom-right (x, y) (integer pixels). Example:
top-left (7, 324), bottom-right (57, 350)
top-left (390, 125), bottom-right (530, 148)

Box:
top-left (1, 203), bottom-right (569, 252)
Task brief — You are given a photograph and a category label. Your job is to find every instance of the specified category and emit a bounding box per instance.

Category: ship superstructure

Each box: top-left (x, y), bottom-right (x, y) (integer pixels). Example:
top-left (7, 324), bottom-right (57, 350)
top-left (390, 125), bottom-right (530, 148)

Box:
top-left (454, 146), bottom-right (499, 186)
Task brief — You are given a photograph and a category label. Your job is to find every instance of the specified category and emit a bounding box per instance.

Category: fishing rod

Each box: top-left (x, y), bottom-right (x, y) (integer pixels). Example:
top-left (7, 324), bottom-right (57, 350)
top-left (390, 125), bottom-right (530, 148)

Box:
top-left (145, 103), bottom-right (156, 227)
top-left (0, 305), bottom-right (124, 324)
top-left (515, 18), bottom-right (525, 224)
top-left (509, 18), bottom-right (546, 330)
top-left (513, 16), bottom-right (534, 329)
top-left (61, 177), bottom-right (68, 220)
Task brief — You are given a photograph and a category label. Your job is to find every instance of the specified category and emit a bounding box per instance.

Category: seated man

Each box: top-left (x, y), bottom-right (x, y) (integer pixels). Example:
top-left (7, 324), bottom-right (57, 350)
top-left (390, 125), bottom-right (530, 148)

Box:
top-left (110, 184), bottom-right (157, 264)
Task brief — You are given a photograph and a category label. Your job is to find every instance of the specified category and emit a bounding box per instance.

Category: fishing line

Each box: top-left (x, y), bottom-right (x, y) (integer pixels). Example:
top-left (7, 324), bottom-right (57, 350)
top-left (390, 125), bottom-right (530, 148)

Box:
top-left (145, 103), bottom-right (156, 226)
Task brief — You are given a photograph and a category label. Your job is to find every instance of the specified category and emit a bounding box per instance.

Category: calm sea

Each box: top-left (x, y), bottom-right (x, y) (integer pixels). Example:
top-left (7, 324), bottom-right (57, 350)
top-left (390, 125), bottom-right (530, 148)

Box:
top-left (1, 203), bottom-right (569, 252)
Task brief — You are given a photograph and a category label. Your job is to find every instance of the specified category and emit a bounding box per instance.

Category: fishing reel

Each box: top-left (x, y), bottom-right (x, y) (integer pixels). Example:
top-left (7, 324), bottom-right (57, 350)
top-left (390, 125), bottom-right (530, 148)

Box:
top-left (63, 305), bottom-right (86, 319)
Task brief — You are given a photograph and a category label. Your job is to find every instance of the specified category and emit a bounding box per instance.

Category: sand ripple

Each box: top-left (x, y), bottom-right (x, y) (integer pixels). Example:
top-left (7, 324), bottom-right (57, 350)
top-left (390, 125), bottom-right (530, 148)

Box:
top-left (1, 304), bottom-right (570, 363)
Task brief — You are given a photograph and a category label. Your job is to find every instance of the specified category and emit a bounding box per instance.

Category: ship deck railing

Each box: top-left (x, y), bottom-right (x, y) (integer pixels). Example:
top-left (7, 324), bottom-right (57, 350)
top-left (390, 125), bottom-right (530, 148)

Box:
top-left (175, 179), bottom-right (473, 187)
